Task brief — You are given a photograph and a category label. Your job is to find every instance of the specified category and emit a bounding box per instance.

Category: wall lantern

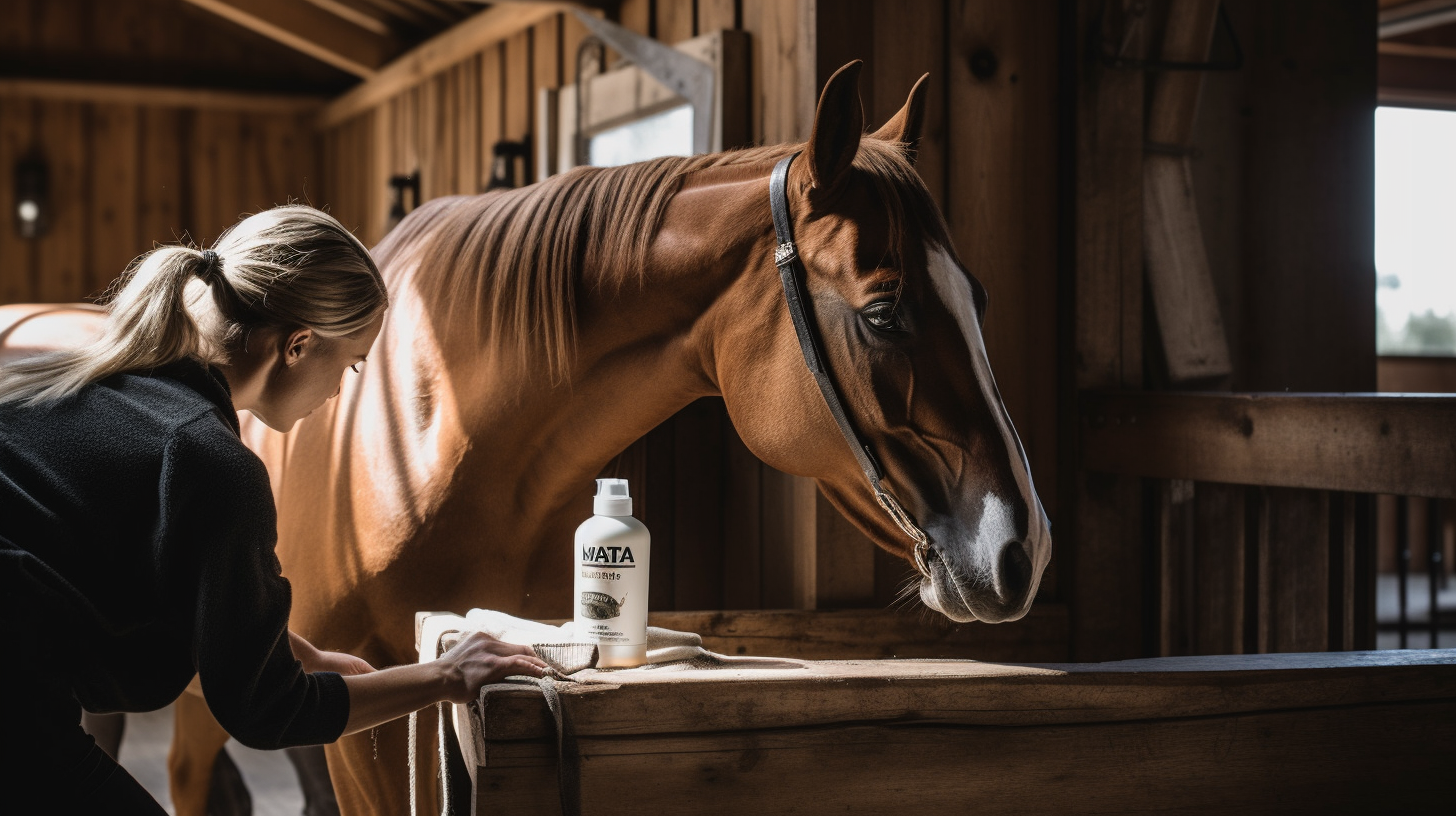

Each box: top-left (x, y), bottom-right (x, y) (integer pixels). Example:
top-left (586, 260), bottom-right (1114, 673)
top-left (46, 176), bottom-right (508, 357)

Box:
top-left (486, 140), bottom-right (531, 190)
top-left (384, 173), bottom-right (419, 233)
top-left (14, 155), bottom-right (48, 239)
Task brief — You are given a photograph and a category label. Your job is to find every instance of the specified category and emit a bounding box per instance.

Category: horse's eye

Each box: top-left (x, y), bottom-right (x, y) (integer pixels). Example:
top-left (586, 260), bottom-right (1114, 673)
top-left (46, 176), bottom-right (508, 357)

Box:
top-left (862, 300), bottom-right (903, 332)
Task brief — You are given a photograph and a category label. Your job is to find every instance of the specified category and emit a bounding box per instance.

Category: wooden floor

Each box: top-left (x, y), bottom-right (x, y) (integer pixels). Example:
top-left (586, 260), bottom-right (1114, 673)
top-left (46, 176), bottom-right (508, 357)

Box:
top-left (118, 705), bottom-right (303, 816)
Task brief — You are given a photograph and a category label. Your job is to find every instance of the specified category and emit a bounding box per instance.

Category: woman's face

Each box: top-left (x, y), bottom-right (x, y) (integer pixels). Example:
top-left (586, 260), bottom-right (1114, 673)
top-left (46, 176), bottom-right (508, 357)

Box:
top-left (250, 311), bottom-right (383, 432)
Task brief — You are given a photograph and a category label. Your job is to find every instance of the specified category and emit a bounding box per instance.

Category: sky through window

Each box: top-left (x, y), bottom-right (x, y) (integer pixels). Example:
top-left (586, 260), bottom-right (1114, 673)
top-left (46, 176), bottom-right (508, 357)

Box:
top-left (1375, 106), bottom-right (1456, 356)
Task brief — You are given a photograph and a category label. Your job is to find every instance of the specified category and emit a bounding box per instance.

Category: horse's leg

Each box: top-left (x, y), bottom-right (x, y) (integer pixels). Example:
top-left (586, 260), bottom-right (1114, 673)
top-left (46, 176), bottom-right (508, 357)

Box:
top-left (81, 710), bottom-right (125, 759)
top-left (169, 682), bottom-right (248, 816)
top-left (326, 713), bottom-right (443, 816)
top-left (207, 749), bottom-right (253, 816)
top-left (286, 745), bottom-right (340, 816)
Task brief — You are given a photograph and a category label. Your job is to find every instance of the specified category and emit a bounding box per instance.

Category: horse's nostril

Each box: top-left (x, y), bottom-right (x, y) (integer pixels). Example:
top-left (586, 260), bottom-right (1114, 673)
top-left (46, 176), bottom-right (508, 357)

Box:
top-left (997, 540), bottom-right (1033, 606)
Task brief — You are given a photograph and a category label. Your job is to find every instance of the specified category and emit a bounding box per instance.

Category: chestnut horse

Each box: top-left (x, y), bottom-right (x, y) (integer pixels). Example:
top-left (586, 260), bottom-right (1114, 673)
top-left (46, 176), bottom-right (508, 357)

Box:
top-left (1, 63), bottom-right (1050, 814)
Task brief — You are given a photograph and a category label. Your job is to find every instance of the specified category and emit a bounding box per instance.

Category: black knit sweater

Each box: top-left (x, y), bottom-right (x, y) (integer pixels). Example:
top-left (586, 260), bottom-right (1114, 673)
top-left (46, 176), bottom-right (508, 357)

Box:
top-left (0, 359), bottom-right (349, 749)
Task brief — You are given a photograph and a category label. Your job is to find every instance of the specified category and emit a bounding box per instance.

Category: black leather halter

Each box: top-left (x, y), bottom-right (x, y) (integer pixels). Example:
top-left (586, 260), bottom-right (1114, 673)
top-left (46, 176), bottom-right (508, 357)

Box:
top-left (769, 154), bottom-right (932, 577)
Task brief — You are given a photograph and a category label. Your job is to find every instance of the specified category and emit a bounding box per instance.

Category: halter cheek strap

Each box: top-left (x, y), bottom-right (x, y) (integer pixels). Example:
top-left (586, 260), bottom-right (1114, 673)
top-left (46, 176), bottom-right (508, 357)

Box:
top-left (768, 154), bottom-right (932, 577)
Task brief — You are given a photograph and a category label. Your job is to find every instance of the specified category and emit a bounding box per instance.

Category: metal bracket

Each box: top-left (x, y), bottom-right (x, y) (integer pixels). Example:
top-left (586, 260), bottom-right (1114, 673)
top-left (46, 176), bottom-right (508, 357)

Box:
top-left (566, 8), bottom-right (715, 155)
top-left (1094, 0), bottom-right (1244, 72)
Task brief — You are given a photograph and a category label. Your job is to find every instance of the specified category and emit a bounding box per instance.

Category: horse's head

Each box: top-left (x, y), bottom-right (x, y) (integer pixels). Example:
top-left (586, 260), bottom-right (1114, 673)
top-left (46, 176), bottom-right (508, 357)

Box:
top-left (717, 62), bottom-right (1051, 624)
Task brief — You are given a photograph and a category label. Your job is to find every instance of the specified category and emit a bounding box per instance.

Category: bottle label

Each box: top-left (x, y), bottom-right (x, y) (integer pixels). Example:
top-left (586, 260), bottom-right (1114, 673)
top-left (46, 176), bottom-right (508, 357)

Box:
top-left (574, 535), bottom-right (647, 646)
top-left (579, 591), bottom-right (623, 620)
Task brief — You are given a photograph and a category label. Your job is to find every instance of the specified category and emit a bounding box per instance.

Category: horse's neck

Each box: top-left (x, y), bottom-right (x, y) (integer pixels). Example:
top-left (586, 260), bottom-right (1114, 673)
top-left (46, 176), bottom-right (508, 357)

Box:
top-left (432, 165), bottom-right (774, 534)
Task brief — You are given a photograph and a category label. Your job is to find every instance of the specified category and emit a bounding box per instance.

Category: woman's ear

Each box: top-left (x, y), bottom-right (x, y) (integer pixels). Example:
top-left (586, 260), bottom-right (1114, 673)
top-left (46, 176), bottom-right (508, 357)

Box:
top-left (283, 328), bottom-right (314, 366)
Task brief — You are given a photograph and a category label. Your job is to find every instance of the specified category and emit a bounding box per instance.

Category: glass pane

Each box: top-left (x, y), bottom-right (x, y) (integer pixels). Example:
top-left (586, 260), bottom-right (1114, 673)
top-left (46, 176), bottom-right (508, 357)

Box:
top-left (588, 104), bottom-right (694, 167)
top-left (1376, 106), bottom-right (1456, 356)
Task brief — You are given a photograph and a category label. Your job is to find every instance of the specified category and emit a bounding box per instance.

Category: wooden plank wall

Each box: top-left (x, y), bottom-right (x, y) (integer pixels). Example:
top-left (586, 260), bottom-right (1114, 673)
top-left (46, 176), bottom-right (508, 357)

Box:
top-left (0, 97), bottom-right (318, 306)
top-left (322, 0), bottom-right (811, 248)
top-left (1068, 0), bottom-right (1148, 661)
top-left (1074, 0), bottom-right (1380, 660)
top-left (1150, 480), bottom-right (1375, 655)
top-left (0, 0), bottom-right (331, 307)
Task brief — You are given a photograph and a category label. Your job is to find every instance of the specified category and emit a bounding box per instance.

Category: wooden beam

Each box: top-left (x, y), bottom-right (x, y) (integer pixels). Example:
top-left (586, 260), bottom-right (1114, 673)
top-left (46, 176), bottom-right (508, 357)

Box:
top-left (1380, 0), bottom-right (1456, 38)
top-left (301, 0), bottom-right (394, 37)
top-left (0, 78), bottom-right (326, 113)
top-left (182, 0), bottom-right (397, 78)
top-left (1143, 0), bottom-right (1231, 383)
top-left (319, 3), bottom-right (569, 128)
top-left (645, 605), bottom-right (1068, 662)
top-left (393, 0), bottom-right (473, 24)
top-left (1379, 39), bottom-right (1456, 59)
top-left (1071, 0), bottom-right (1147, 663)
top-left (351, 0), bottom-right (444, 29)
top-left (1081, 392), bottom-right (1456, 498)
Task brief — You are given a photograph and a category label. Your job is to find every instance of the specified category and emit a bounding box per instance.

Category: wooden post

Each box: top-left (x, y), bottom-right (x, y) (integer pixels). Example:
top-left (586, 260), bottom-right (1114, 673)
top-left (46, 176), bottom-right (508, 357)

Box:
top-left (1070, 0), bottom-right (1147, 662)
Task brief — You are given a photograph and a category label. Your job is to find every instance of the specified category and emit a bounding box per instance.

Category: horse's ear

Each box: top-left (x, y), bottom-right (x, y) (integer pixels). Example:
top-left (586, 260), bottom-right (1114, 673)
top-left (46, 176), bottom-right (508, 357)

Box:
top-left (805, 61), bottom-right (865, 191)
top-left (871, 73), bottom-right (929, 166)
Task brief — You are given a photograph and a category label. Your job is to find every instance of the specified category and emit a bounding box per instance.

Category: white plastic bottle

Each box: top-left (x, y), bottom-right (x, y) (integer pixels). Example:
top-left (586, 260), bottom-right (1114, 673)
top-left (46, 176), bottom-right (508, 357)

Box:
top-left (573, 478), bottom-right (650, 668)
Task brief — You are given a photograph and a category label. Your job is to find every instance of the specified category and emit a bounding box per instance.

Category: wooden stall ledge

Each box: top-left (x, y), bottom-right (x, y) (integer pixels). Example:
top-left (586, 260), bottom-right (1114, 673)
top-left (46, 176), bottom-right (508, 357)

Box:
top-left (460, 650), bottom-right (1456, 815)
top-left (1081, 391), bottom-right (1456, 499)
top-left (647, 605), bottom-right (1069, 662)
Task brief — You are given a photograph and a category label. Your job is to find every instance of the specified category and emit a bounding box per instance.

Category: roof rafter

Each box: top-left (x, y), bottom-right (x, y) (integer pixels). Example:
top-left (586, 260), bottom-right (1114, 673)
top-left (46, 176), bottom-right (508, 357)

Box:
top-left (1380, 0), bottom-right (1456, 38)
top-left (318, 2), bottom-right (570, 127)
top-left (181, 0), bottom-right (400, 78)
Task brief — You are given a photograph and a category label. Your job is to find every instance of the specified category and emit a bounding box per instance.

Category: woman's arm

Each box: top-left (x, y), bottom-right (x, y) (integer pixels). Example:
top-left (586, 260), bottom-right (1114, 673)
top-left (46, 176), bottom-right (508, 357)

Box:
top-left (290, 630), bottom-right (547, 737)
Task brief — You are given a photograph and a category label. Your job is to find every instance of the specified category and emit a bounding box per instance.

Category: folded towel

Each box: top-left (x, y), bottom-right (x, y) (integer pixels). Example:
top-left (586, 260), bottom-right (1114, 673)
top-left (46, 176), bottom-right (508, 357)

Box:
top-left (418, 608), bottom-right (803, 676)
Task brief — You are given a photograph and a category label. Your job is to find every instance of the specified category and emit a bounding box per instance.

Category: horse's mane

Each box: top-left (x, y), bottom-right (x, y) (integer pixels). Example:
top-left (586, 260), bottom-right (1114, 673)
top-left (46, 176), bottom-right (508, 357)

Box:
top-left (370, 137), bottom-right (948, 382)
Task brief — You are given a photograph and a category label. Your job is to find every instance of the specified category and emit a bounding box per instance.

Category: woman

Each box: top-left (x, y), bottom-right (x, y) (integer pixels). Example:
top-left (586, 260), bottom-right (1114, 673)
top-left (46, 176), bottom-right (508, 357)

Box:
top-left (0, 205), bottom-right (546, 813)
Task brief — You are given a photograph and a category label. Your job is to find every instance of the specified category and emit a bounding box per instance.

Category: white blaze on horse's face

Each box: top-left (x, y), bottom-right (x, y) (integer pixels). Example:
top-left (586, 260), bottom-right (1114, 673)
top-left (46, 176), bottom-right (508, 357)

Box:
top-left (918, 244), bottom-right (1052, 623)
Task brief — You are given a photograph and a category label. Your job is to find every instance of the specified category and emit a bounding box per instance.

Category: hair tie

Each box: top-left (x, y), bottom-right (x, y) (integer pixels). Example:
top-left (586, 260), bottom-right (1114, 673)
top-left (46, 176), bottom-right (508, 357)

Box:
top-left (196, 250), bottom-right (223, 284)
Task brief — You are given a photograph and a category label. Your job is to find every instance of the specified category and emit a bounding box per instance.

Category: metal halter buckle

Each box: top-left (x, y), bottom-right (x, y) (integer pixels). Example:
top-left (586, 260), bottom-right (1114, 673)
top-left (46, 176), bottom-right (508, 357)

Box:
top-left (876, 489), bottom-right (932, 578)
top-left (774, 241), bottom-right (798, 266)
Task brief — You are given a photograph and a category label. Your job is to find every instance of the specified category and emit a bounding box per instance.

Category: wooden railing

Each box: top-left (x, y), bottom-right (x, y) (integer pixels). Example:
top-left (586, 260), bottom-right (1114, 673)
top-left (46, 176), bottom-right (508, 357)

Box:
top-left (1080, 392), bottom-right (1456, 656)
top-left (1081, 393), bottom-right (1456, 498)
top-left (462, 649), bottom-right (1456, 814)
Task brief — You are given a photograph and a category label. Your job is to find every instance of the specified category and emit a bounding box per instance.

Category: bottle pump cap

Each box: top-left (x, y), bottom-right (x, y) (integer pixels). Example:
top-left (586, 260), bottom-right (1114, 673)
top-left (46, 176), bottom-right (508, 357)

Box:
top-left (594, 478), bottom-right (633, 516)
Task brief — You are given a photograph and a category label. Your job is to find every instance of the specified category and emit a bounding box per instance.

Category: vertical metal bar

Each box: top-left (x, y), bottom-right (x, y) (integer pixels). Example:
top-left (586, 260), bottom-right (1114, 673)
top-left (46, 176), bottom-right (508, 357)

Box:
top-left (1397, 495), bottom-right (1409, 649)
top-left (1327, 491), bottom-right (1349, 652)
top-left (1353, 493), bottom-right (1377, 651)
top-left (1243, 485), bottom-right (1268, 655)
top-left (1430, 498), bottom-right (1442, 649)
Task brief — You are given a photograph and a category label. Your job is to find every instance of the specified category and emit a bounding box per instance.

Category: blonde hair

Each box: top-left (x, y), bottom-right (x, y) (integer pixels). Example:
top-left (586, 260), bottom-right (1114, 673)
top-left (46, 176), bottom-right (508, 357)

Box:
top-left (0, 205), bottom-right (388, 407)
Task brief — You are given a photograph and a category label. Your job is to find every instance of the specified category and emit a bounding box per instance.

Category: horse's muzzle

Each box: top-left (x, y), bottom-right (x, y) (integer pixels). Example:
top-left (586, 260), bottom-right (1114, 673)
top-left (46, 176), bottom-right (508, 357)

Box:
top-left (919, 538), bottom-right (1036, 624)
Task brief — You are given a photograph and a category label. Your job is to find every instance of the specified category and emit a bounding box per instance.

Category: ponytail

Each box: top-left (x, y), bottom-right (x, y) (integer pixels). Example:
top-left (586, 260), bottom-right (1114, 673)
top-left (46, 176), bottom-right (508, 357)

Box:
top-left (0, 205), bottom-right (387, 407)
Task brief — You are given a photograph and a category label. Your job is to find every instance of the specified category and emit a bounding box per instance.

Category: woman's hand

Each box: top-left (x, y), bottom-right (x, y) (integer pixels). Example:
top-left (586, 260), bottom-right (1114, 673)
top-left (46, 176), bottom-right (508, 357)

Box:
top-left (435, 632), bottom-right (548, 704)
top-left (289, 630), bottom-right (375, 675)
top-left (309, 649), bottom-right (376, 676)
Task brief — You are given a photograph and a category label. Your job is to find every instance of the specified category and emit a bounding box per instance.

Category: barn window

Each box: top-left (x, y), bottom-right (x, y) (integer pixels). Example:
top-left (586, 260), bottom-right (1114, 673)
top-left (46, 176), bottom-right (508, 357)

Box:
top-left (540, 30), bottom-right (748, 178)
top-left (1375, 105), bottom-right (1456, 357)
top-left (588, 103), bottom-right (694, 167)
